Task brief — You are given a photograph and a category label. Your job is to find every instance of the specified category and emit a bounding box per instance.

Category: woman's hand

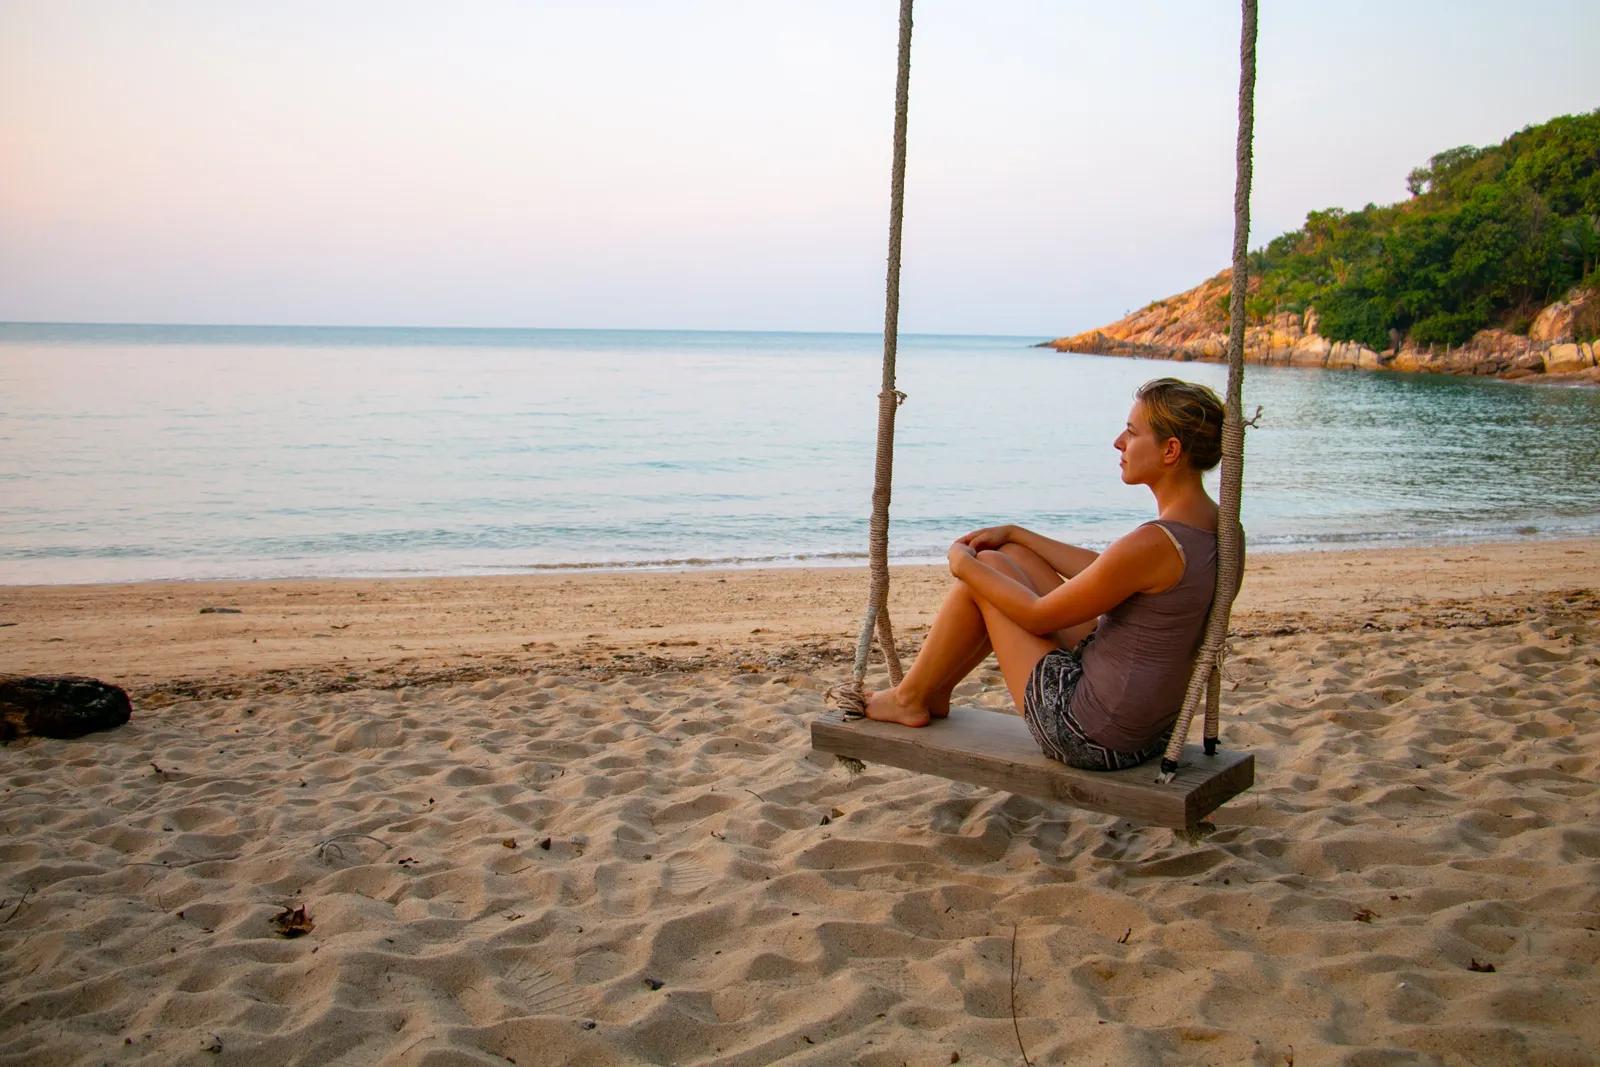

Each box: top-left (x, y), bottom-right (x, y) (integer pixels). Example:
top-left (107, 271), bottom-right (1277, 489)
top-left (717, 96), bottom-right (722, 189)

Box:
top-left (957, 524), bottom-right (1014, 552)
top-left (947, 540), bottom-right (977, 576)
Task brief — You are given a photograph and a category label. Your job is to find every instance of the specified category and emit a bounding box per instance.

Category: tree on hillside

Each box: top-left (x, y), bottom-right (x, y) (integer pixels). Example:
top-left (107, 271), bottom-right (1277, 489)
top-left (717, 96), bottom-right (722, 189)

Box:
top-left (1249, 109), bottom-right (1600, 348)
top-left (1563, 215), bottom-right (1600, 279)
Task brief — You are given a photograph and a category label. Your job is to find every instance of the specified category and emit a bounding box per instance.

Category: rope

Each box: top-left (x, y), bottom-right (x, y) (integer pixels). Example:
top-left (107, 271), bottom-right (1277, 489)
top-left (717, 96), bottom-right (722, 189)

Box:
top-left (1161, 0), bottom-right (1256, 778)
top-left (834, 0), bottom-right (914, 719)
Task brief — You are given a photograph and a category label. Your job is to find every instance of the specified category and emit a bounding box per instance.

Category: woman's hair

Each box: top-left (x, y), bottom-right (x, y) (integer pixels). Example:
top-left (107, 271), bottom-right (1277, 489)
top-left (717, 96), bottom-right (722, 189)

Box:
top-left (1135, 378), bottom-right (1225, 471)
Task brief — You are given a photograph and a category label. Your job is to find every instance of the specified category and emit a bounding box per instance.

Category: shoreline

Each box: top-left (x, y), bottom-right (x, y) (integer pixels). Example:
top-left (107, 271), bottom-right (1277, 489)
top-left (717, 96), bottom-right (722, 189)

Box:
top-left (6, 522), bottom-right (1600, 589)
top-left (3, 538), bottom-right (1596, 698)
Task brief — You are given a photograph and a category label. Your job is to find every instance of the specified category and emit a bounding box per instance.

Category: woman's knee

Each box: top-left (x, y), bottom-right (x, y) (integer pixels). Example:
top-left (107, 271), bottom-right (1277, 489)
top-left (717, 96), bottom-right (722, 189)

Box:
top-left (998, 542), bottom-right (1061, 590)
top-left (979, 547), bottom-right (1043, 591)
top-left (979, 547), bottom-right (1043, 588)
top-left (998, 541), bottom-right (1054, 572)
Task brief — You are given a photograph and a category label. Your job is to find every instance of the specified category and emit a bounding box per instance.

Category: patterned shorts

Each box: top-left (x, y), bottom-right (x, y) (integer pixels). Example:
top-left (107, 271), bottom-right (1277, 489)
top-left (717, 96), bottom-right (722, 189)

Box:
top-left (1022, 643), bottom-right (1166, 772)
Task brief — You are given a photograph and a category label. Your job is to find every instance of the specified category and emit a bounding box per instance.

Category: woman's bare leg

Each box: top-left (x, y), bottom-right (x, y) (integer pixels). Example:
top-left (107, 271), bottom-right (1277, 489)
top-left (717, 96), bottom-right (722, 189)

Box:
top-left (863, 581), bottom-right (989, 726)
top-left (998, 542), bottom-right (1097, 649)
top-left (865, 548), bottom-right (1054, 726)
top-left (928, 640), bottom-right (995, 718)
top-left (968, 550), bottom-right (1061, 713)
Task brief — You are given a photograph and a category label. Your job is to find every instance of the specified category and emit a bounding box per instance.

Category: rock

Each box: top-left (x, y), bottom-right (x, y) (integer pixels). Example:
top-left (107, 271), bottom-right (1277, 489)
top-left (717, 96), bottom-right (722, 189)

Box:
top-left (1511, 348), bottom-right (1546, 372)
top-left (1287, 342), bottom-right (1327, 368)
top-left (1355, 346), bottom-right (1385, 371)
top-left (0, 674), bottom-right (132, 741)
top-left (1529, 287), bottom-right (1593, 343)
top-left (1268, 327), bottom-right (1299, 352)
top-left (1529, 303), bottom-right (1574, 342)
top-left (1434, 347), bottom-right (1491, 375)
top-left (1323, 342), bottom-right (1358, 370)
top-left (1456, 347), bottom-right (1507, 374)
top-left (1390, 350), bottom-right (1426, 373)
top-left (1292, 335), bottom-right (1331, 361)
top-left (1544, 342), bottom-right (1593, 374)
top-left (1045, 273), bottom-right (1599, 386)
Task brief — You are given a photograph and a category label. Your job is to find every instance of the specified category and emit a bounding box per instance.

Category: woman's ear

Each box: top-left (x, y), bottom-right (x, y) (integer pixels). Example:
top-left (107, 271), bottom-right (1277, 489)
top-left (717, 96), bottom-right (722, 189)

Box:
top-left (1162, 437), bottom-right (1183, 465)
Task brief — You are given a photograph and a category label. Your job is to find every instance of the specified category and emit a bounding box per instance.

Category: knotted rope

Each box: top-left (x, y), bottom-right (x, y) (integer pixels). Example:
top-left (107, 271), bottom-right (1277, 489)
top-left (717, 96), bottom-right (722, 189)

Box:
top-left (833, 0), bottom-right (915, 721)
top-left (1160, 0), bottom-right (1257, 779)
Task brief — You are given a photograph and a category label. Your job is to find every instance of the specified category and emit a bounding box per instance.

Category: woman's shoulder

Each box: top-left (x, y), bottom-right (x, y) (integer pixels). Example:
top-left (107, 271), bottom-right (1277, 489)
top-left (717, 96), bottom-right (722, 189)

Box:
top-left (1152, 499), bottom-right (1219, 537)
top-left (1115, 522), bottom-right (1183, 550)
top-left (1151, 517), bottom-right (1217, 539)
top-left (1102, 523), bottom-right (1190, 596)
top-left (1110, 522), bottom-right (1187, 569)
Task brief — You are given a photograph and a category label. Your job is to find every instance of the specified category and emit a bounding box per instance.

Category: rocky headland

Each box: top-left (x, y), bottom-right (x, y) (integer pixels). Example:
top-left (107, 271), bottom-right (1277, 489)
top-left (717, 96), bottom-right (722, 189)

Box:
top-left (1046, 272), bottom-right (1600, 385)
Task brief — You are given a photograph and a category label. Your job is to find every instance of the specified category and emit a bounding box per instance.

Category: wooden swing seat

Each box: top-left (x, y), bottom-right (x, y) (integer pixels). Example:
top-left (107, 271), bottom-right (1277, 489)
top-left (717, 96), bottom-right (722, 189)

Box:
top-left (811, 708), bottom-right (1253, 830)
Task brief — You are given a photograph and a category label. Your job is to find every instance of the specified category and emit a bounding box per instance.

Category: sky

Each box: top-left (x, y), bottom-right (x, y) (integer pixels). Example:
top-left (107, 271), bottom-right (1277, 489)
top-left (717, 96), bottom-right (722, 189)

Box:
top-left (3, 1), bottom-right (1598, 336)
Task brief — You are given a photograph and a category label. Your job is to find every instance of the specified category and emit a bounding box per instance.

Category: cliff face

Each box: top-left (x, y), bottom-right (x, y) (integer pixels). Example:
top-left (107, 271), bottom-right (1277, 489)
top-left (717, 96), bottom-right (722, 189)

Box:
top-left (1047, 273), bottom-right (1600, 384)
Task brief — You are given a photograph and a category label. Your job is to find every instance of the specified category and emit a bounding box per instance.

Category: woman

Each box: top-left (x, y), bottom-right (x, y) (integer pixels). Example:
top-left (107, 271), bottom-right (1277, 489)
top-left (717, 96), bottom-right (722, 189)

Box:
top-left (864, 377), bottom-right (1227, 772)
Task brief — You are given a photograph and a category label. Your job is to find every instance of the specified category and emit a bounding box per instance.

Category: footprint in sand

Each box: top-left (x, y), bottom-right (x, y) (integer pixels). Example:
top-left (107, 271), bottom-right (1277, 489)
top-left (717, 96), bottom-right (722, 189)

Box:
top-left (503, 964), bottom-right (590, 1016)
top-left (662, 857), bottom-right (717, 894)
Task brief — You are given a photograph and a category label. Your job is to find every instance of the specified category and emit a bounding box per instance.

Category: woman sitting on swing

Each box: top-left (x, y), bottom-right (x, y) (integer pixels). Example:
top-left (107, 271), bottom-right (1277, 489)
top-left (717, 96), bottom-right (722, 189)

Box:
top-left (865, 377), bottom-right (1227, 772)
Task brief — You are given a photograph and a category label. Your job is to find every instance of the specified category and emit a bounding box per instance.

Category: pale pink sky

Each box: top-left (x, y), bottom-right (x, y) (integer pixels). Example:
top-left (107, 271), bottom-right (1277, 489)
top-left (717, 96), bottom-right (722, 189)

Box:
top-left (3, 0), bottom-right (1598, 333)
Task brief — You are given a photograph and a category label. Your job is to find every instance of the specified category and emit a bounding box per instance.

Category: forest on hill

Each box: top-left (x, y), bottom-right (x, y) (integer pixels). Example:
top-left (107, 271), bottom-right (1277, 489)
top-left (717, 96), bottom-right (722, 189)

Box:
top-left (1247, 110), bottom-right (1600, 348)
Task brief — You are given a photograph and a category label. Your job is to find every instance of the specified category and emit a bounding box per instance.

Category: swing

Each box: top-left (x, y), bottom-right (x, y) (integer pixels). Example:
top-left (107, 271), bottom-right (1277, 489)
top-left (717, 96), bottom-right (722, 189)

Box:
top-left (812, 0), bottom-right (1259, 831)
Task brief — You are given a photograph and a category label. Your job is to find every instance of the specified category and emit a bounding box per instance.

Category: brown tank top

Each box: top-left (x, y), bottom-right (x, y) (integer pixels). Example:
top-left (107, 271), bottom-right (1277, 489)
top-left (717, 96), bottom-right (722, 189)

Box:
top-left (1070, 520), bottom-right (1217, 751)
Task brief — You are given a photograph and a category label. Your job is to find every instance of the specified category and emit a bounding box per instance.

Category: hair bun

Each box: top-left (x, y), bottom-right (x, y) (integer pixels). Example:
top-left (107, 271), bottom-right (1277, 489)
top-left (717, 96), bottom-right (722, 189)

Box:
top-left (1134, 378), bottom-right (1225, 472)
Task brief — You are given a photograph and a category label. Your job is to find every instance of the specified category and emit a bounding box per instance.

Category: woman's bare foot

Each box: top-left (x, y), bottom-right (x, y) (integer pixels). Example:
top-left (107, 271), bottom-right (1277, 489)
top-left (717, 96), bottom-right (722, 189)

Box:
top-left (864, 687), bottom-right (932, 727)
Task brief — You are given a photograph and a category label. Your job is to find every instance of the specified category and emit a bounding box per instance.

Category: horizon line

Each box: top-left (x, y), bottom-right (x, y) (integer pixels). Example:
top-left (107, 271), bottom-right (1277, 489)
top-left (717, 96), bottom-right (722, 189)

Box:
top-left (0, 320), bottom-right (1057, 341)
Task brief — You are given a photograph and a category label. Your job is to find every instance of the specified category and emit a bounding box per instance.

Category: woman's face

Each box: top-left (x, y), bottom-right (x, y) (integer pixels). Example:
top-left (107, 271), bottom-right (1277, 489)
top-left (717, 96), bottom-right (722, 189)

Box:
top-left (1114, 401), bottom-right (1175, 485)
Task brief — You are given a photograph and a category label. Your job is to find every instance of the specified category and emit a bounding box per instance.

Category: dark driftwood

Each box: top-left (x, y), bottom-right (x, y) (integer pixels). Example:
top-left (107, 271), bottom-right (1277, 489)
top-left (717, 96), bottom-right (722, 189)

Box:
top-left (0, 675), bottom-right (132, 741)
top-left (811, 708), bottom-right (1253, 830)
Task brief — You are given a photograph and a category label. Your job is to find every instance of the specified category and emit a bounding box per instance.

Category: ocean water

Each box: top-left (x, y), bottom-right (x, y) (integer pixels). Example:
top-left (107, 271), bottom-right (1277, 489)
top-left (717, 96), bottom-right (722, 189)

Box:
top-left (3, 323), bottom-right (1599, 585)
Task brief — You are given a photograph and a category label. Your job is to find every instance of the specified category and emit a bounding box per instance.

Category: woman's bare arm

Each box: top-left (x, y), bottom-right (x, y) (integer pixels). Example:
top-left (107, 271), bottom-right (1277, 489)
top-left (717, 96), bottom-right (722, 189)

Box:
top-left (950, 525), bottom-right (1181, 634)
top-left (958, 524), bottom-right (1100, 578)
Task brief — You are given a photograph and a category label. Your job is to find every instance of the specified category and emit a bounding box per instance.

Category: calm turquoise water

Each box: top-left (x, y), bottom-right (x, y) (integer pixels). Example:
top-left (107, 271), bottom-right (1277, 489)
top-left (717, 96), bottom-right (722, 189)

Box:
top-left (3, 323), bottom-right (1599, 584)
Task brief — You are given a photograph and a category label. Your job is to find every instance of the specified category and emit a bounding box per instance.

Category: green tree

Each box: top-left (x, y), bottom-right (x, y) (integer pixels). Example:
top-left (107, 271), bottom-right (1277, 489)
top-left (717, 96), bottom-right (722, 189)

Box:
top-left (1235, 109), bottom-right (1600, 349)
top-left (1562, 215), bottom-right (1600, 279)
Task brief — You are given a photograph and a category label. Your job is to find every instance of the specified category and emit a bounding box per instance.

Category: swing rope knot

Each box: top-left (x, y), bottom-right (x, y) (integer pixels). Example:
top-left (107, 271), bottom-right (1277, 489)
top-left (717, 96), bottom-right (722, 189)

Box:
top-left (879, 389), bottom-right (907, 406)
top-left (825, 681), bottom-right (868, 720)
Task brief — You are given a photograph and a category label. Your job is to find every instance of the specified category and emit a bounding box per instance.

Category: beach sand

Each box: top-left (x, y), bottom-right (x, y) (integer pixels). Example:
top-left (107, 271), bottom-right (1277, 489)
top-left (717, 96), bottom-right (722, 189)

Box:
top-left (2, 540), bottom-right (1597, 1065)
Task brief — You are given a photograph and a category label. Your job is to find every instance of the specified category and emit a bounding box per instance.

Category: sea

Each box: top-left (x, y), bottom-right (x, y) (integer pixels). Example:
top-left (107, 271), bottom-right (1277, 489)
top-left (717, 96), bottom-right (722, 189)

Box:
top-left (3, 323), bottom-right (1599, 585)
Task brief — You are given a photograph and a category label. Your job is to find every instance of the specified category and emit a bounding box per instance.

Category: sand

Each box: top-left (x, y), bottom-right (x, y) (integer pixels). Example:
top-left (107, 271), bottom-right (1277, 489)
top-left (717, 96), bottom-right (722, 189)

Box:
top-left (1, 540), bottom-right (1597, 1066)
